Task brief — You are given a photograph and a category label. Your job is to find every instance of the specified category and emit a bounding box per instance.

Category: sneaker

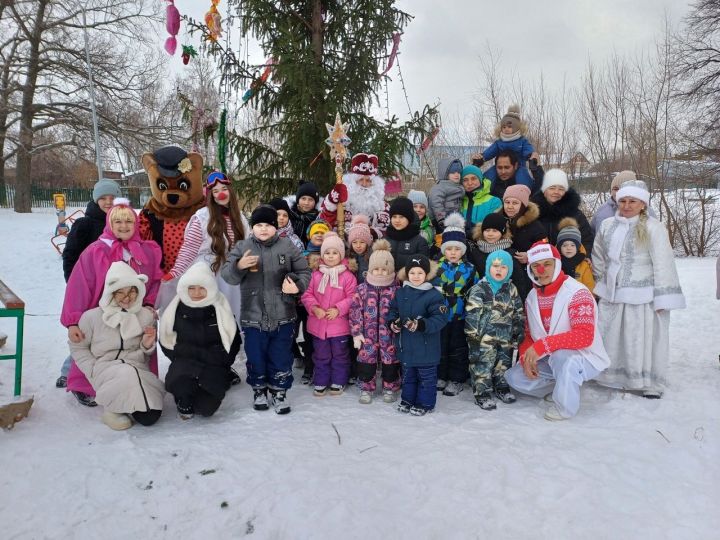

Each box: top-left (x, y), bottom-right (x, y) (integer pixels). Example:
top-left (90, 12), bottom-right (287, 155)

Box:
top-left (443, 381), bottom-right (464, 396)
top-left (177, 401), bottom-right (194, 420)
top-left (397, 400), bottom-right (412, 413)
top-left (544, 404), bottom-right (568, 421)
top-left (382, 390), bottom-right (397, 403)
top-left (253, 388), bottom-right (269, 411)
top-left (313, 385), bottom-right (327, 397)
top-left (475, 392), bottom-right (497, 410)
top-left (409, 406), bottom-right (433, 416)
top-left (301, 373), bottom-right (312, 385)
top-left (495, 387), bottom-right (516, 404)
top-left (329, 384), bottom-right (344, 396)
top-left (55, 375), bottom-right (67, 388)
top-left (359, 391), bottom-right (373, 404)
top-left (72, 391), bottom-right (97, 407)
top-left (101, 411), bottom-right (132, 430)
top-left (269, 389), bottom-right (291, 415)
top-left (436, 379), bottom-right (447, 392)
top-left (228, 368), bottom-right (242, 386)
top-left (348, 376), bottom-right (357, 385)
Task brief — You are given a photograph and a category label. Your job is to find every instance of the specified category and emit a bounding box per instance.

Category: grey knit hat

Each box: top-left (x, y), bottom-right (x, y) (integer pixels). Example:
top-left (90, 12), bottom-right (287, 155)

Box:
top-left (407, 189), bottom-right (428, 208)
top-left (92, 179), bottom-right (122, 202)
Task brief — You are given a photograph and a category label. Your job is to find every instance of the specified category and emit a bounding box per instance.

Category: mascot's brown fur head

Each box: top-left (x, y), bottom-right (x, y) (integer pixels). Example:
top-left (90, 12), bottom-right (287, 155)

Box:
top-left (142, 146), bottom-right (206, 221)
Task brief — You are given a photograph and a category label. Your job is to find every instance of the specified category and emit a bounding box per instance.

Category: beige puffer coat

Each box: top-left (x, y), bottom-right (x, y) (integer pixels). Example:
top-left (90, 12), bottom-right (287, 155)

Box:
top-left (70, 306), bottom-right (165, 413)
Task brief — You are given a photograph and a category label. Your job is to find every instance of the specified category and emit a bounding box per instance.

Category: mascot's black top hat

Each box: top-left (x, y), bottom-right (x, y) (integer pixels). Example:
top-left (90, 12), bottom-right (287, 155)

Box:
top-left (154, 146), bottom-right (188, 177)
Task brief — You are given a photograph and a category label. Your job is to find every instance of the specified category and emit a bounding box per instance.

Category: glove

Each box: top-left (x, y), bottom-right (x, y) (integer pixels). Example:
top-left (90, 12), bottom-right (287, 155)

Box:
top-left (353, 335), bottom-right (365, 349)
top-left (415, 318), bottom-right (426, 332)
top-left (162, 272), bottom-right (174, 282)
top-left (472, 156), bottom-right (485, 167)
top-left (390, 319), bottom-right (401, 334)
top-left (529, 157), bottom-right (539, 168)
top-left (327, 183), bottom-right (348, 204)
top-left (375, 210), bottom-right (390, 228)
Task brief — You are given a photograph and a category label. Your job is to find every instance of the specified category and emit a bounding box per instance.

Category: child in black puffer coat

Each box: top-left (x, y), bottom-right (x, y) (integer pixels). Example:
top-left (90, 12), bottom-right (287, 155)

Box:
top-left (159, 262), bottom-right (241, 419)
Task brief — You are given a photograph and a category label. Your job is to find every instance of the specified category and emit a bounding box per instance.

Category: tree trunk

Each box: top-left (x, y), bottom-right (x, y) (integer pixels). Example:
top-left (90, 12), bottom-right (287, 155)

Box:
top-left (13, 1), bottom-right (49, 213)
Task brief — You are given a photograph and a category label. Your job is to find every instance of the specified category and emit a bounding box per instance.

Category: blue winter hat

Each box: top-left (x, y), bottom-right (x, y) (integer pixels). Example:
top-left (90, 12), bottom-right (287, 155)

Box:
top-left (446, 159), bottom-right (463, 177)
top-left (485, 249), bottom-right (513, 294)
top-left (92, 178), bottom-right (121, 202)
top-left (461, 165), bottom-right (484, 181)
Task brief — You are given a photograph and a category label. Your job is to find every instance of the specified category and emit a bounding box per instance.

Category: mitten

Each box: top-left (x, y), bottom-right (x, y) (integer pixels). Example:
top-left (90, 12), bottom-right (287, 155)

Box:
top-left (472, 156), bottom-right (485, 167)
top-left (353, 335), bottom-right (365, 349)
top-left (327, 183), bottom-right (348, 204)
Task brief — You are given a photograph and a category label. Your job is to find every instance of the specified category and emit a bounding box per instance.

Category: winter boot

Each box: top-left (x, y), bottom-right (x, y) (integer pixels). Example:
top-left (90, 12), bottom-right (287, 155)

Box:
top-left (397, 400), bottom-right (412, 413)
top-left (228, 368), bottom-right (242, 386)
top-left (301, 373), bottom-right (312, 385)
top-left (329, 384), bottom-right (344, 396)
top-left (382, 390), bottom-right (397, 403)
top-left (72, 391), bottom-right (97, 407)
top-left (176, 400), bottom-right (194, 420)
top-left (544, 404), bottom-right (568, 422)
top-left (495, 387), bottom-right (516, 404)
top-left (313, 386), bottom-right (327, 397)
top-left (359, 391), bottom-right (373, 404)
top-left (55, 375), bottom-right (67, 388)
top-left (642, 389), bottom-right (662, 399)
top-left (475, 392), bottom-right (497, 410)
top-left (436, 379), bottom-right (447, 392)
top-left (269, 389), bottom-right (291, 415)
top-left (443, 381), bottom-right (464, 396)
top-left (409, 406), bottom-right (433, 416)
top-left (253, 388), bottom-right (269, 411)
top-left (101, 411), bottom-right (132, 431)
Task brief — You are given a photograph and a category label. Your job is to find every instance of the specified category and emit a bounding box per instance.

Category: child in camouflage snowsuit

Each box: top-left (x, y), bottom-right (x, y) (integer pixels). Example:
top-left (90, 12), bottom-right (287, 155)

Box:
top-left (464, 249), bottom-right (525, 410)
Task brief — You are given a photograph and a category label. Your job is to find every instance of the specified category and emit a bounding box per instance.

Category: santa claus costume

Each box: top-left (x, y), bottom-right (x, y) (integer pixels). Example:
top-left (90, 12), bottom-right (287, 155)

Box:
top-left (320, 153), bottom-right (390, 238)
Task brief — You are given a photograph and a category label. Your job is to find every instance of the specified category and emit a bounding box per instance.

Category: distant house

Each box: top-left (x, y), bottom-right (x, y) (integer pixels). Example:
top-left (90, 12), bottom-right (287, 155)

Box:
top-left (540, 152), bottom-right (593, 177)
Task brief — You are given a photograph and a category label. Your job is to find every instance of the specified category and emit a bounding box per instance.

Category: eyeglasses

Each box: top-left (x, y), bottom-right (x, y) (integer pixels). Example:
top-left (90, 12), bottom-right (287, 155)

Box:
top-left (113, 288), bottom-right (138, 302)
top-left (206, 171), bottom-right (231, 188)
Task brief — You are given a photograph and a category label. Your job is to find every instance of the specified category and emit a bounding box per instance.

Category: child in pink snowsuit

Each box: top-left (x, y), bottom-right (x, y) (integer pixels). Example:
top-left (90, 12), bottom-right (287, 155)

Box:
top-left (61, 199), bottom-right (163, 402)
top-left (349, 239), bottom-right (400, 404)
top-left (301, 232), bottom-right (357, 396)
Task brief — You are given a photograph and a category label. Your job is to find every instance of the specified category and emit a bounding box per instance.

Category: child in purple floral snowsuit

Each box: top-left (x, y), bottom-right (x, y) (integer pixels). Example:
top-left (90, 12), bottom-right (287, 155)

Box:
top-left (350, 239), bottom-right (400, 404)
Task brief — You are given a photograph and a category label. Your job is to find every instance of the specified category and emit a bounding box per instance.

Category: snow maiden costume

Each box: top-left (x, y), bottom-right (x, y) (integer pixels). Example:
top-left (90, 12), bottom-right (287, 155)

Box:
top-left (505, 242), bottom-right (610, 420)
top-left (592, 180), bottom-right (685, 397)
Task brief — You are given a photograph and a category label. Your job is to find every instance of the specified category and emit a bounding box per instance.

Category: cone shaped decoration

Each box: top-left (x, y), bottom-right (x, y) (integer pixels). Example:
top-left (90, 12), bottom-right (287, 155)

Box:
top-left (325, 113), bottom-right (351, 237)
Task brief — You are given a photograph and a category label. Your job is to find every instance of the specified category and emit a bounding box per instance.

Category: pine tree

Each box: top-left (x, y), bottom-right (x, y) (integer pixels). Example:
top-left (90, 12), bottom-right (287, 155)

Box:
top-left (188, 0), bottom-right (439, 199)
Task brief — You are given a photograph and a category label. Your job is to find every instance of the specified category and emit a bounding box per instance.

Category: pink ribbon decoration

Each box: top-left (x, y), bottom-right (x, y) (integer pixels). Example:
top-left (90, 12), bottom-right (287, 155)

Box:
top-left (379, 33), bottom-right (401, 77)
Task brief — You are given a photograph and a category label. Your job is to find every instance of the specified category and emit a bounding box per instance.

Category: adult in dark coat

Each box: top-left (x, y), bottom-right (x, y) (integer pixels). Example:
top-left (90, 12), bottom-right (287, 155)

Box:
top-left (530, 168), bottom-right (594, 255)
top-left (62, 179), bottom-right (122, 282)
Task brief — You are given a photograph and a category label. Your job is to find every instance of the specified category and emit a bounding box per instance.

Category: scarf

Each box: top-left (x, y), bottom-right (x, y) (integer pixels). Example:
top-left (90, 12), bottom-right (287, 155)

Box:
top-left (475, 237), bottom-right (512, 254)
top-left (100, 221), bottom-right (149, 266)
top-left (602, 214), bottom-right (637, 302)
top-left (101, 300), bottom-right (144, 341)
top-left (403, 281), bottom-right (433, 291)
top-left (499, 131), bottom-right (522, 142)
top-left (560, 251), bottom-right (586, 278)
top-left (386, 221), bottom-right (420, 241)
top-left (318, 263), bottom-right (347, 294)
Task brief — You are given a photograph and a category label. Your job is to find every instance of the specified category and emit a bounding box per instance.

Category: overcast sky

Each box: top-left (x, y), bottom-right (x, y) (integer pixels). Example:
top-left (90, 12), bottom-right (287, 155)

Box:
top-left (170, 0), bottom-right (691, 128)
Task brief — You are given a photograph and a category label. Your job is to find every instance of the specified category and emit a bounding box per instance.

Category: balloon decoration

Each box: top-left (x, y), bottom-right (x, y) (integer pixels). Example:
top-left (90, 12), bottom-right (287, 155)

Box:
top-left (164, 0), bottom-right (180, 55)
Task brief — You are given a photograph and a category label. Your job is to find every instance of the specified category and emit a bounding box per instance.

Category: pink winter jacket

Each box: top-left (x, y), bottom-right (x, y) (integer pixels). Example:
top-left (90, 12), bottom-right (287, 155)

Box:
top-left (301, 266), bottom-right (357, 339)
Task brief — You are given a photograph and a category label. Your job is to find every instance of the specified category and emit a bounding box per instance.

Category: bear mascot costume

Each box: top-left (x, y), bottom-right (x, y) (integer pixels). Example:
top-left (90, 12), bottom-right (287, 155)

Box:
top-left (140, 146), bottom-right (206, 273)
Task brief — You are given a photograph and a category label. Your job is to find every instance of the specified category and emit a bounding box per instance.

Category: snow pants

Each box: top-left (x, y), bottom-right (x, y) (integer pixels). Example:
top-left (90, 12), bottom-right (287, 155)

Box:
top-left (468, 336), bottom-right (514, 396)
top-left (505, 350), bottom-right (601, 418)
top-left (438, 318), bottom-right (469, 384)
top-left (312, 335), bottom-right (351, 387)
top-left (243, 323), bottom-right (294, 391)
top-left (401, 364), bottom-right (438, 411)
top-left (168, 375), bottom-right (224, 417)
top-left (356, 338), bottom-right (400, 393)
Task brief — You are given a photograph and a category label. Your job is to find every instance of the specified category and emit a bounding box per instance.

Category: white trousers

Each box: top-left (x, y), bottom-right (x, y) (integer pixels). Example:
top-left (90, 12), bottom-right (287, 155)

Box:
top-left (505, 350), bottom-right (601, 418)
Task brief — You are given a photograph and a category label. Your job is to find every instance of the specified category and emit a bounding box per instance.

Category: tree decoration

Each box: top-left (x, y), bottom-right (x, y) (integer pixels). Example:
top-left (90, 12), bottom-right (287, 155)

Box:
top-left (325, 113), bottom-right (351, 237)
top-left (164, 0), bottom-right (180, 55)
top-left (417, 125), bottom-right (440, 154)
top-left (379, 33), bottom-right (401, 77)
top-left (241, 58), bottom-right (276, 104)
top-left (181, 45), bottom-right (198, 65)
top-left (204, 0), bottom-right (223, 42)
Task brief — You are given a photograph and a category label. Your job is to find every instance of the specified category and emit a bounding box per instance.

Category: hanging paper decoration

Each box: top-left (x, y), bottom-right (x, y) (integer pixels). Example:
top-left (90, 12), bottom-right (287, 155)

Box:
top-left (181, 45), bottom-right (198, 65)
top-left (379, 33), bottom-right (401, 77)
top-left (241, 58), bottom-right (277, 104)
top-left (217, 109), bottom-right (228, 173)
top-left (385, 173), bottom-right (403, 197)
top-left (205, 0), bottom-right (223, 42)
top-left (417, 126), bottom-right (441, 154)
top-left (164, 0), bottom-right (180, 55)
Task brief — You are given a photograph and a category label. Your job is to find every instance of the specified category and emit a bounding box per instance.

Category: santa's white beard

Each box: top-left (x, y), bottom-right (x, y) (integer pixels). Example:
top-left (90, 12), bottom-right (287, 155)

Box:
top-left (344, 173), bottom-right (385, 218)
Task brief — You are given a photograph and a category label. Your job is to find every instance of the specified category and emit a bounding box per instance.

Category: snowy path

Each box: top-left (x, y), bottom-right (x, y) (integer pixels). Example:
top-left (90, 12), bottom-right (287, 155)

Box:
top-left (0, 209), bottom-right (718, 539)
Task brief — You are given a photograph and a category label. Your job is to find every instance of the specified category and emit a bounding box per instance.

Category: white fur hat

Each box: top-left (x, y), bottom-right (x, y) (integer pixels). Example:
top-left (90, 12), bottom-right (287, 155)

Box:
top-left (616, 179), bottom-right (650, 205)
top-left (100, 261), bottom-right (147, 310)
top-left (541, 169), bottom-right (569, 193)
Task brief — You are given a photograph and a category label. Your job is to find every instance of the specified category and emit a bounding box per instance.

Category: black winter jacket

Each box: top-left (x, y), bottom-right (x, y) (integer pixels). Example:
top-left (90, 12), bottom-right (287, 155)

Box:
top-left (162, 303), bottom-right (241, 400)
top-left (62, 201), bottom-right (107, 282)
top-left (289, 203), bottom-right (319, 245)
top-left (530, 188), bottom-right (594, 255)
top-left (385, 221), bottom-right (430, 271)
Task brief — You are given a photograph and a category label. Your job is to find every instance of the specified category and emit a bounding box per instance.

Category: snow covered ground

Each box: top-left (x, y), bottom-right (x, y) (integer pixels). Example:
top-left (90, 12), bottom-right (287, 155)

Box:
top-left (0, 208), bottom-right (718, 540)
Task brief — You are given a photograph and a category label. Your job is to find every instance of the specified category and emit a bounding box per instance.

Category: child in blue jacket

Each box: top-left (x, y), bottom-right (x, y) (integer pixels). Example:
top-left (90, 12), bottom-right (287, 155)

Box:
top-left (388, 255), bottom-right (448, 415)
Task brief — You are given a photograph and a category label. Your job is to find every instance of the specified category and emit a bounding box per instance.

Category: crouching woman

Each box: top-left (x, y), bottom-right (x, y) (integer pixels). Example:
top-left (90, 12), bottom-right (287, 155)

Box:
top-left (70, 261), bottom-right (165, 430)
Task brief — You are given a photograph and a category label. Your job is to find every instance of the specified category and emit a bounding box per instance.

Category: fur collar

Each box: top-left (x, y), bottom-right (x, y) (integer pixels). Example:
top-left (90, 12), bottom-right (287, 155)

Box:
top-left (396, 260), bottom-right (439, 283)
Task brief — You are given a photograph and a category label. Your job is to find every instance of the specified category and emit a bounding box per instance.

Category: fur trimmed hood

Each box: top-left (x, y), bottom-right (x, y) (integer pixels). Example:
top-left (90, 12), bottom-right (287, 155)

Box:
top-left (396, 260), bottom-right (439, 283)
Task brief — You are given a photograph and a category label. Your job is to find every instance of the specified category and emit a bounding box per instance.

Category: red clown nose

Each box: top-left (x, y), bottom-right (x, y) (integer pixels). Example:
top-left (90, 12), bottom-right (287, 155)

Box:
top-left (215, 192), bottom-right (228, 201)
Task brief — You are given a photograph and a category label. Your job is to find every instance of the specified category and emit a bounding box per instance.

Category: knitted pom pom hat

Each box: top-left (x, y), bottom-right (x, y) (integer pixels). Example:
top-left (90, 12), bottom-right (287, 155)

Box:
top-left (320, 231), bottom-right (345, 259)
top-left (347, 214), bottom-right (373, 247)
top-left (440, 212), bottom-right (467, 256)
top-left (366, 238), bottom-right (396, 287)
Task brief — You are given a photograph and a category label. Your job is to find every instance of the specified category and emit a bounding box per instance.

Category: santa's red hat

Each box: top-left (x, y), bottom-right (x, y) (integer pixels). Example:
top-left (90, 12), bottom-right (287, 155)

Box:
top-left (526, 240), bottom-right (562, 284)
top-left (350, 153), bottom-right (379, 176)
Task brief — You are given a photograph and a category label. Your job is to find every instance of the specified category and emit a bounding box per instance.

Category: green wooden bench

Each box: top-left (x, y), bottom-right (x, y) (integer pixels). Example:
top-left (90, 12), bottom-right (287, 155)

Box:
top-left (0, 280), bottom-right (25, 396)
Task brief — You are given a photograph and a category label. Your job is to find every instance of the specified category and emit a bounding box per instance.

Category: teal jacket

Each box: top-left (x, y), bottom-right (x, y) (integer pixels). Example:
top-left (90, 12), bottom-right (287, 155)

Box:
top-left (461, 180), bottom-right (502, 235)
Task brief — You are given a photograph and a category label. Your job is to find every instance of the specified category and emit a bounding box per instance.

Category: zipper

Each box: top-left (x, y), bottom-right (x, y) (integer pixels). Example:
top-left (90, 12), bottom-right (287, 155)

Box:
top-left (117, 336), bottom-right (150, 411)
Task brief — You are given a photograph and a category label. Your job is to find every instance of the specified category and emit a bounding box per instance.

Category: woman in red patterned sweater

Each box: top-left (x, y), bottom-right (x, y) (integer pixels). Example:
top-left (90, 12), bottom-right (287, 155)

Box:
top-left (505, 241), bottom-right (610, 421)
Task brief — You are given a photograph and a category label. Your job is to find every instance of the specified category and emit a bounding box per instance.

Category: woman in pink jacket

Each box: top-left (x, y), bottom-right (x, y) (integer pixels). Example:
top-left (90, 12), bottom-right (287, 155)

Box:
top-left (301, 232), bottom-right (357, 397)
top-left (61, 199), bottom-right (163, 406)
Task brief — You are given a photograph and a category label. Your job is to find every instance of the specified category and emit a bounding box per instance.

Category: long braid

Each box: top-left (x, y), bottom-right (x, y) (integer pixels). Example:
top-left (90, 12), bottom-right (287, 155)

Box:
top-left (636, 207), bottom-right (649, 246)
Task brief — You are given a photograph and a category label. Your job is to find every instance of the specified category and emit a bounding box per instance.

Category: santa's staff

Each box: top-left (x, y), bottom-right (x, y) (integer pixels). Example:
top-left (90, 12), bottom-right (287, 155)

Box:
top-left (325, 113), bottom-right (351, 238)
